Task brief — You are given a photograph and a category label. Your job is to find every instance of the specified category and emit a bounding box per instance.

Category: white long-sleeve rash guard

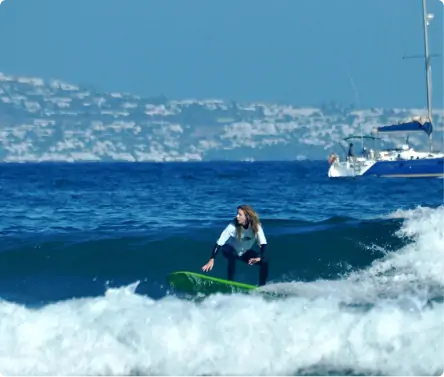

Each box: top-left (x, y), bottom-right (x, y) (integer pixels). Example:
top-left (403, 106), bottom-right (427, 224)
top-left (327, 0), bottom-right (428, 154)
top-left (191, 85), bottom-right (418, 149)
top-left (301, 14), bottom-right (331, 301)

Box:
top-left (211, 221), bottom-right (267, 258)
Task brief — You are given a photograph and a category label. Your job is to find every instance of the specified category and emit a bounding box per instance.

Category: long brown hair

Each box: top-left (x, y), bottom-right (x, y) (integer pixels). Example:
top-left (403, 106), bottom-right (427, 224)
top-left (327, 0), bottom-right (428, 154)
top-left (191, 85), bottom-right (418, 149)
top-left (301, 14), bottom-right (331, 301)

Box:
top-left (234, 204), bottom-right (261, 240)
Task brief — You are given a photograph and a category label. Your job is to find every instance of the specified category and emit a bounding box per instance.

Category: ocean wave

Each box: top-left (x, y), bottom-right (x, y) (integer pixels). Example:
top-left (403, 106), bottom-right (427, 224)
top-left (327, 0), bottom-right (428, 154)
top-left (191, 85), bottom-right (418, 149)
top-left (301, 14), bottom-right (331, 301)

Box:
top-left (0, 216), bottom-right (404, 279)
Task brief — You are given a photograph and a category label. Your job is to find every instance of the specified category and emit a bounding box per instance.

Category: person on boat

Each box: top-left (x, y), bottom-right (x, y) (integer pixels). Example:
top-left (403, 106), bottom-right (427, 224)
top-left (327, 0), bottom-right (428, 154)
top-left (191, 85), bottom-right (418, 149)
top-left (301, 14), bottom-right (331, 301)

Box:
top-left (347, 143), bottom-right (355, 160)
top-left (201, 204), bottom-right (269, 286)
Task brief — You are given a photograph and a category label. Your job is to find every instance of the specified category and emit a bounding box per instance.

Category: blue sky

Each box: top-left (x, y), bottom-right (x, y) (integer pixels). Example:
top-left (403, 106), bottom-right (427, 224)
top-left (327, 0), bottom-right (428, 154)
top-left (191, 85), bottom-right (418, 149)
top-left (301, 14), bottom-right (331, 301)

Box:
top-left (0, 0), bottom-right (442, 109)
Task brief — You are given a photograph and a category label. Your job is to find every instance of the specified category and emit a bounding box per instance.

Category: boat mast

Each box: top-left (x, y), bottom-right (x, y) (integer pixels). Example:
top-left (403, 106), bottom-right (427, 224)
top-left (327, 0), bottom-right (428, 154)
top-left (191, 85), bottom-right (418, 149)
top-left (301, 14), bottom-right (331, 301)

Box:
top-left (422, 0), bottom-right (433, 151)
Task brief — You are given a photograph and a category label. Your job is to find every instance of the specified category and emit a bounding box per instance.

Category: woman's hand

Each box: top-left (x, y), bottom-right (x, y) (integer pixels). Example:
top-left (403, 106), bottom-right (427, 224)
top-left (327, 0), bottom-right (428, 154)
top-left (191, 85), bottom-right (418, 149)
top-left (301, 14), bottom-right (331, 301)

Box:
top-left (248, 257), bottom-right (261, 265)
top-left (202, 259), bottom-right (214, 272)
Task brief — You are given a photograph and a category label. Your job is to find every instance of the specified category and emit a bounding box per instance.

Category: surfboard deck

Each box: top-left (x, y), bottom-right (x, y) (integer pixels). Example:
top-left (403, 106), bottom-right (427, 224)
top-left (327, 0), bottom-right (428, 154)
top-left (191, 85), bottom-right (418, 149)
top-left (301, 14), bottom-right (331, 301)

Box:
top-left (166, 271), bottom-right (257, 296)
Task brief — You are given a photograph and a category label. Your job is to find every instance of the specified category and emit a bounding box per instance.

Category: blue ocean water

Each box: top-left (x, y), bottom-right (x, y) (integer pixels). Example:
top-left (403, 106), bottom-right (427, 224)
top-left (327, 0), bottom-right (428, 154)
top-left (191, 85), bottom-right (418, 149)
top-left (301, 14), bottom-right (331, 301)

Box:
top-left (0, 161), bottom-right (443, 376)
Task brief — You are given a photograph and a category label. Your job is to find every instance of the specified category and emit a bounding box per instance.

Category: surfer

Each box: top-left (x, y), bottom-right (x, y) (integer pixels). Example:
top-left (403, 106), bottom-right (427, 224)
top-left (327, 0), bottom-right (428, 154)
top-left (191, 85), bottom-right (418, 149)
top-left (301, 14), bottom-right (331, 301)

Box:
top-left (201, 204), bottom-right (269, 286)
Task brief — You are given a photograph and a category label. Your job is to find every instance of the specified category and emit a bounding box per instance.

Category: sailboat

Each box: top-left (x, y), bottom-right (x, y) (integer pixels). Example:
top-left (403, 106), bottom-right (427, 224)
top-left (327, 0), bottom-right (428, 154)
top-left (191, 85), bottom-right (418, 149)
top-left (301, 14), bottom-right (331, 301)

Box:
top-left (328, 0), bottom-right (444, 178)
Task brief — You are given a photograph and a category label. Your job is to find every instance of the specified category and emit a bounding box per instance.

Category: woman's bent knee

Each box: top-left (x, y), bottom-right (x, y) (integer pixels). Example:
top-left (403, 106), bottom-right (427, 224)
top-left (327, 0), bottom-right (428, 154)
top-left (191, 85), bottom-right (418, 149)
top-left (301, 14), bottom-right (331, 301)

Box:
top-left (221, 244), bottom-right (236, 259)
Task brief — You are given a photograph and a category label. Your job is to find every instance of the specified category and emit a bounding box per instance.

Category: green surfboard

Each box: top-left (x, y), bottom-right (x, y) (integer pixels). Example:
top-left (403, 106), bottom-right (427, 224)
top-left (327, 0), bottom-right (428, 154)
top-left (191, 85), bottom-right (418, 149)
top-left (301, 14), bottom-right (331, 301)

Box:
top-left (166, 271), bottom-right (257, 296)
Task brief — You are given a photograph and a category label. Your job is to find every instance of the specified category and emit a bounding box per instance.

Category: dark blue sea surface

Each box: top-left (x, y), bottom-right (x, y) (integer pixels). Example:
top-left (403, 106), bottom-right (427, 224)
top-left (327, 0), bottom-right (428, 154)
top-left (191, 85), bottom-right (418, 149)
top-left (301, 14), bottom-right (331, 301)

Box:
top-left (0, 161), bottom-right (443, 376)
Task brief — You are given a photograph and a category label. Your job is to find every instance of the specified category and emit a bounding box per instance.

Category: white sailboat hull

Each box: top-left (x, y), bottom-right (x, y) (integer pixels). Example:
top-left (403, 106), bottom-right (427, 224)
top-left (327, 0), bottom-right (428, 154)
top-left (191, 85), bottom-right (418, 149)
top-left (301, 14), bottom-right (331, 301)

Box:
top-left (328, 159), bottom-right (375, 178)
